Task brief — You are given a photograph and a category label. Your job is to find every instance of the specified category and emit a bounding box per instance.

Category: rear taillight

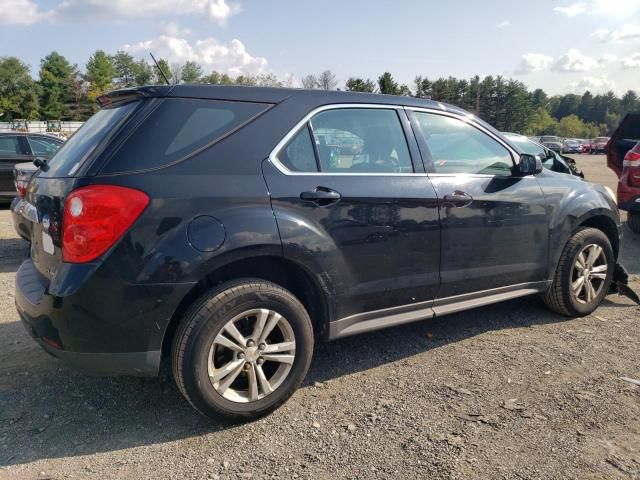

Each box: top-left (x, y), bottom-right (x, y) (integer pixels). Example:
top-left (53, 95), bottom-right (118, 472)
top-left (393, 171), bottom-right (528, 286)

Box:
top-left (62, 185), bottom-right (149, 263)
top-left (14, 179), bottom-right (28, 198)
top-left (623, 148), bottom-right (640, 187)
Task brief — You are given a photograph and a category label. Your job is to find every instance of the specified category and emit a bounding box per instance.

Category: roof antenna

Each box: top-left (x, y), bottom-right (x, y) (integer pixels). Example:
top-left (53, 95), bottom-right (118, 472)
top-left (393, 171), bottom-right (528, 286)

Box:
top-left (149, 52), bottom-right (170, 85)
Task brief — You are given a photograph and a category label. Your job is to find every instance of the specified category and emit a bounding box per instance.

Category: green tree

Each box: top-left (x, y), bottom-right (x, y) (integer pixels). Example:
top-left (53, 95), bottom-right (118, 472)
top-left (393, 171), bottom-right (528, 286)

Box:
top-left (345, 77), bottom-right (376, 92)
top-left (133, 60), bottom-right (153, 86)
top-left (153, 58), bottom-right (172, 84)
top-left (526, 107), bottom-right (558, 135)
top-left (181, 61), bottom-right (203, 83)
top-left (85, 50), bottom-right (114, 103)
top-left (620, 90), bottom-right (639, 117)
top-left (557, 114), bottom-right (586, 138)
top-left (0, 57), bottom-right (40, 120)
top-left (39, 52), bottom-right (75, 119)
top-left (112, 51), bottom-right (137, 88)
top-left (378, 72), bottom-right (399, 95)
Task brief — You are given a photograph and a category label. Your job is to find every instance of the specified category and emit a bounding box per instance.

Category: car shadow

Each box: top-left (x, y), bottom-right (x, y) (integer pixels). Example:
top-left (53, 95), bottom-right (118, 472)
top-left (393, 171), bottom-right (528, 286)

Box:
top-left (0, 237), bottom-right (28, 274)
top-left (0, 295), bottom-right (581, 467)
top-left (620, 223), bottom-right (640, 276)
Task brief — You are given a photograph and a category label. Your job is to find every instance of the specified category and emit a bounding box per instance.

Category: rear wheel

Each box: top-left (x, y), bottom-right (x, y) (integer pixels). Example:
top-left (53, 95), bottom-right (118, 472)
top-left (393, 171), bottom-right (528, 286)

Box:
top-left (172, 279), bottom-right (314, 421)
top-left (628, 212), bottom-right (640, 234)
top-left (543, 227), bottom-right (614, 317)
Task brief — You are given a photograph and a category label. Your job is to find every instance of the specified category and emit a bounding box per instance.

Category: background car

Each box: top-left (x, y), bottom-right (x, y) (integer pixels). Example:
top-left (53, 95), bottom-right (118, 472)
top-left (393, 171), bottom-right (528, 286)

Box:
top-left (607, 113), bottom-right (640, 233)
top-left (590, 137), bottom-right (610, 154)
top-left (562, 139), bottom-right (582, 154)
top-left (0, 132), bottom-right (63, 203)
top-left (539, 135), bottom-right (563, 152)
top-left (503, 133), bottom-right (584, 178)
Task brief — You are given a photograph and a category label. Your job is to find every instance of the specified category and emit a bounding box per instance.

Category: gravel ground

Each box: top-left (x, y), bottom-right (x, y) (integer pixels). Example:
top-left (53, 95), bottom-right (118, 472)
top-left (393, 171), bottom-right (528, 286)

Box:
top-left (1, 155), bottom-right (639, 480)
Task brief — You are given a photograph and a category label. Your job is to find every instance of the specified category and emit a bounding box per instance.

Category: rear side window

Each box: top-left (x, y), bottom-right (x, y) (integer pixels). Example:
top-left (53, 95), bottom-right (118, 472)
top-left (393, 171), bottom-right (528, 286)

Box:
top-left (279, 127), bottom-right (319, 172)
top-left (102, 98), bottom-right (269, 173)
top-left (27, 137), bottom-right (62, 157)
top-left (0, 136), bottom-right (21, 155)
top-left (41, 101), bottom-right (138, 177)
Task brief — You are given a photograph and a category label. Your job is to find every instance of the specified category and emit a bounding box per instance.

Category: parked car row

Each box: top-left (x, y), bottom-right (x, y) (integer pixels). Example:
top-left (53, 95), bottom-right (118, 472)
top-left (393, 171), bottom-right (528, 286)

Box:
top-left (11, 85), bottom-right (636, 421)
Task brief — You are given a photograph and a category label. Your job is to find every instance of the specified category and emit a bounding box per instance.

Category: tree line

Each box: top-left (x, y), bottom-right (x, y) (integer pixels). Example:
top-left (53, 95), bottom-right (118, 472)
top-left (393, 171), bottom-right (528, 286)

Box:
top-left (1, 51), bottom-right (638, 138)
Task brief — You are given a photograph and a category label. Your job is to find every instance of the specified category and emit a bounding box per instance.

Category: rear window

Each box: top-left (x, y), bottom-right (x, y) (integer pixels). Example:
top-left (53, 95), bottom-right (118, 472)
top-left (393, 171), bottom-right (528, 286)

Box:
top-left (40, 101), bottom-right (138, 177)
top-left (102, 98), bottom-right (269, 173)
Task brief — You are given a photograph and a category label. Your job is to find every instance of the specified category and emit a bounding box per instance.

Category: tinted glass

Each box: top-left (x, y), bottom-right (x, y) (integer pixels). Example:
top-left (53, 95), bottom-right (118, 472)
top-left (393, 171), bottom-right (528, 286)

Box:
top-left (41, 101), bottom-right (138, 177)
top-left (414, 112), bottom-right (513, 175)
top-left (278, 127), bottom-right (318, 172)
top-left (27, 137), bottom-right (62, 157)
top-left (310, 109), bottom-right (412, 173)
top-left (103, 98), bottom-right (269, 173)
top-left (0, 136), bottom-right (21, 155)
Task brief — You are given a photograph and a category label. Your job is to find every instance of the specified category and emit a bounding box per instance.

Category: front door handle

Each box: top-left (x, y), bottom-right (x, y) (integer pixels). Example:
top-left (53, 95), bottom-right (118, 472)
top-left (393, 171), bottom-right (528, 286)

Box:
top-left (300, 187), bottom-right (341, 206)
top-left (443, 190), bottom-right (473, 208)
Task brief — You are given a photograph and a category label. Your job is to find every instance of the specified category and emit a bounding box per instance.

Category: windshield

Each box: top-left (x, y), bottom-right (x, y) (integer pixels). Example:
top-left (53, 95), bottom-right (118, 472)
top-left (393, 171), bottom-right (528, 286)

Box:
top-left (40, 101), bottom-right (138, 177)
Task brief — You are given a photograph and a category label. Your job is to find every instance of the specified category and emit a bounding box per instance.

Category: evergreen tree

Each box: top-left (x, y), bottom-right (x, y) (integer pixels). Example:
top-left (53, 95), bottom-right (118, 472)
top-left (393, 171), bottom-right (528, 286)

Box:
top-left (39, 52), bottom-right (75, 119)
top-left (345, 77), bottom-right (376, 92)
top-left (0, 56), bottom-right (40, 120)
top-left (85, 50), bottom-right (114, 103)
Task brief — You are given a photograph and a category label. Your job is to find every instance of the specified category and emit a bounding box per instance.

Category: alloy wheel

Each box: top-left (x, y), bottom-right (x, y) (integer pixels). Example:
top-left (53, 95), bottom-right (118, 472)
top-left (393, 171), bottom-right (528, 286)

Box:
top-left (207, 308), bottom-right (296, 403)
top-left (571, 244), bottom-right (608, 304)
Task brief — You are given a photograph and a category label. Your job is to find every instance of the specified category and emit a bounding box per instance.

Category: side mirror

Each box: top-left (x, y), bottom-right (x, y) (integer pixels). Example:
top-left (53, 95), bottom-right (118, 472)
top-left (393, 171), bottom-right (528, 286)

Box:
top-left (518, 153), bottom-right (543, 175)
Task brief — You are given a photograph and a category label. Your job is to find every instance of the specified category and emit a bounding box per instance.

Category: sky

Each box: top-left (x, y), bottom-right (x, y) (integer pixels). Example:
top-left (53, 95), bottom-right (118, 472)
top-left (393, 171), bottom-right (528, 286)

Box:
top-left (0, 0), bottom-right (639, 95)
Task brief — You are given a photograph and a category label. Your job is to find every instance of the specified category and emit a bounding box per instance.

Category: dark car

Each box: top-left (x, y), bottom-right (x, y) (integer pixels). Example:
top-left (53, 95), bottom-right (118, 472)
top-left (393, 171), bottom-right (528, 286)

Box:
top-left (15, 85), bottom-right (627, 421)
top-left (590, 137), bottom-right (610, 154)
top-left (503, 133), bottom-right (584, 178)
top-left (0, 132), bottom-right (63, 203)
top-left (562, 139), bottom-right (582, 154)
top-left (539, 135), bottom-right (563, 152)
top-left (607, 113), bottom-right (640, 233)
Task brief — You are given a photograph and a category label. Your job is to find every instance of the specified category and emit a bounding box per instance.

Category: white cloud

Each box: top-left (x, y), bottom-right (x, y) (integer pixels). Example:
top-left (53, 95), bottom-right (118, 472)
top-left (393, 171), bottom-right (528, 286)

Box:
top-left (162, 22), bottom-right (192, 37)
top-left (515, 53), bottom-right (554, 74)
top-left (123, 35), bottom-right (268, 75)
top-left (591, 0), bottom-right (640, 16)
top-left (552, 49), bottom-right (599, 72)
top-left (599, 54), bottom-right (618, 64)
top-left (568, 75), bottom-right (616, 93)
top-left (496, 19), bottom-right (511, 28)
top-left (0, 0), bottom-right (241, 25)
top-left (591, 24), bottom-right (640, 42)
top-left (0, 0), bottom-right (52, 24)
top-left (622, 53), bottom-right (640, 69)
top-left (554, 2), bottom-right (587, 16)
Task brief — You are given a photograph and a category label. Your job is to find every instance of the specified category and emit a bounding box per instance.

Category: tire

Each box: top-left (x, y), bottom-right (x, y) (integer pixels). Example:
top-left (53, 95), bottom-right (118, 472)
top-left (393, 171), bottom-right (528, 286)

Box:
top-left (542, 227), bottom-right (614, 317)
top-left (628, 213), bottom-right (640, 234)
top-left (172, 279), bottom-right (314, 421)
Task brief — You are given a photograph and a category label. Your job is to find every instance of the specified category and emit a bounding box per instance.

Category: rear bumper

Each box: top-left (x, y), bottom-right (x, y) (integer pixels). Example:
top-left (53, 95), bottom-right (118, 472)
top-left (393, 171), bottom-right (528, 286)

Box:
top-left (15, 257), bottom-right (193, 377)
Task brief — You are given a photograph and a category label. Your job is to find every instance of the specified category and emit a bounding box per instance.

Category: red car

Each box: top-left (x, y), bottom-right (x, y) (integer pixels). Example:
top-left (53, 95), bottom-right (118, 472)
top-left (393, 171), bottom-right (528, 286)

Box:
top-left (607, 113), bottom-right (640, 233)
top-left (590, 136), bottom-right (610, 154)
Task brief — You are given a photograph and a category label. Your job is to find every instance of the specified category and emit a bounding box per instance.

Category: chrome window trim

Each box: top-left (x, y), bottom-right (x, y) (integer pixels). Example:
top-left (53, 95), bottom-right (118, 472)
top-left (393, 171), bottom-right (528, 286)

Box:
top-left (268, 103), bottom-right (521, 176)
top-left (269, 103), bottom-right (417, 176)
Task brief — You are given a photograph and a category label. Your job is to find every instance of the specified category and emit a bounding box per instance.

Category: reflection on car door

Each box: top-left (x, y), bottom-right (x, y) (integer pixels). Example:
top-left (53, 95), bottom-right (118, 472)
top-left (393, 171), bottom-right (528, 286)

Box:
top-left (408, 109), bottom-right (549, 311)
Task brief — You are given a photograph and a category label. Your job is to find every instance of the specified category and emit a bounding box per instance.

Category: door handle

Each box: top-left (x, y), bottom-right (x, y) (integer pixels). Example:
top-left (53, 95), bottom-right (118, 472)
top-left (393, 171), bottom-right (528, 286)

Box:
top-left (443, 191), bottom-right (473, 208)
top-left (300, 187), bottom-right (341, 206)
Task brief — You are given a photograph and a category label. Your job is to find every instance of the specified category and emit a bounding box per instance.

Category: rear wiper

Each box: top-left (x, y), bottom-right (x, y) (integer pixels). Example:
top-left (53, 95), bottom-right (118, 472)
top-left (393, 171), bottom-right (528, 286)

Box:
top-left (33, 157), bottom-right (49, 172)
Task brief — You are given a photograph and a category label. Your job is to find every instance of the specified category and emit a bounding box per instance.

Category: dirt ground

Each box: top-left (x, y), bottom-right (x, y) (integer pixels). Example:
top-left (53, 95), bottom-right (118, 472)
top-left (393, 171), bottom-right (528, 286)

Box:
top-left (0, 155), bottom-right (639, 480)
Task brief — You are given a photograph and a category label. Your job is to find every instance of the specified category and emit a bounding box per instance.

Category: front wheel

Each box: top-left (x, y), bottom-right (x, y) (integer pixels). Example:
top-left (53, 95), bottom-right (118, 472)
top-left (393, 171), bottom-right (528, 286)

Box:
top-left (542, 227), bottom-right (614, 317)
top-left (628, 212), bottom-right (640, 234)
top-left (172, 279), bottom-right (314, 421)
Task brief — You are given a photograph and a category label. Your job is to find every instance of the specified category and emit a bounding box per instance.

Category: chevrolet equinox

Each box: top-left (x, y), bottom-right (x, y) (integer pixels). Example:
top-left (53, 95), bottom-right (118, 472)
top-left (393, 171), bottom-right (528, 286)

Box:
top-left (16, 85), bottom-right (625, 420)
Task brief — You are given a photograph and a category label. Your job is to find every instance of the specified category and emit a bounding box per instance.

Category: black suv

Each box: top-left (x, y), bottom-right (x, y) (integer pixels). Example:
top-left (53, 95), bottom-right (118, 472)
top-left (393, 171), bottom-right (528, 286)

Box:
top-left (15, 85), bottom-right (624, 420)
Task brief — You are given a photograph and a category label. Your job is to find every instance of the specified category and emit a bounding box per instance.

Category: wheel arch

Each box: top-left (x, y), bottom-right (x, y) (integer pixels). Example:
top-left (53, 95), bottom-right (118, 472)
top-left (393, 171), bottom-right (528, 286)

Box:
top-left (161, 254), bottom-right (331, 357)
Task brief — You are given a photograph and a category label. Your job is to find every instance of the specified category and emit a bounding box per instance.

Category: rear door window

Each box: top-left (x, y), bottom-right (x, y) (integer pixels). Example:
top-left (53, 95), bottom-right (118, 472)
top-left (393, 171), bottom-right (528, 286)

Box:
top-left (102, 98), bottom-right (270, 173)
top-left (27, 137), bottom-right (62, 157)
top-left (0, 136), bottom-right (23, 155)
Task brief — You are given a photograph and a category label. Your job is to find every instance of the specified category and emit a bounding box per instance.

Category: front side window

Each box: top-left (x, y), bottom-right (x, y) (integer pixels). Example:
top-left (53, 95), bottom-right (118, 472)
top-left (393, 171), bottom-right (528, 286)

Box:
top-left (27, 137), bottom-right (62, 157)
top-left (311, 109), bottom-right (413, 174)
top-left (413, 112), bottom-right (513, 176)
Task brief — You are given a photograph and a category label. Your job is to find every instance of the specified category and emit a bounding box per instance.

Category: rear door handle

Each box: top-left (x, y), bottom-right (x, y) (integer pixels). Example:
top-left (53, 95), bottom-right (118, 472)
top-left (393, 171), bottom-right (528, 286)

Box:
top-left (300, 187), bottom-right (341, 206)
top-left (443, 191), bottom-right (473, 208)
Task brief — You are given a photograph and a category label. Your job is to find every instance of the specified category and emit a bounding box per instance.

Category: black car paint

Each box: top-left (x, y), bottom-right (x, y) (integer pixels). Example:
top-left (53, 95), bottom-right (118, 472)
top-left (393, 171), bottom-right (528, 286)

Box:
top-left (15, 85), bottom-right (623, 376)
